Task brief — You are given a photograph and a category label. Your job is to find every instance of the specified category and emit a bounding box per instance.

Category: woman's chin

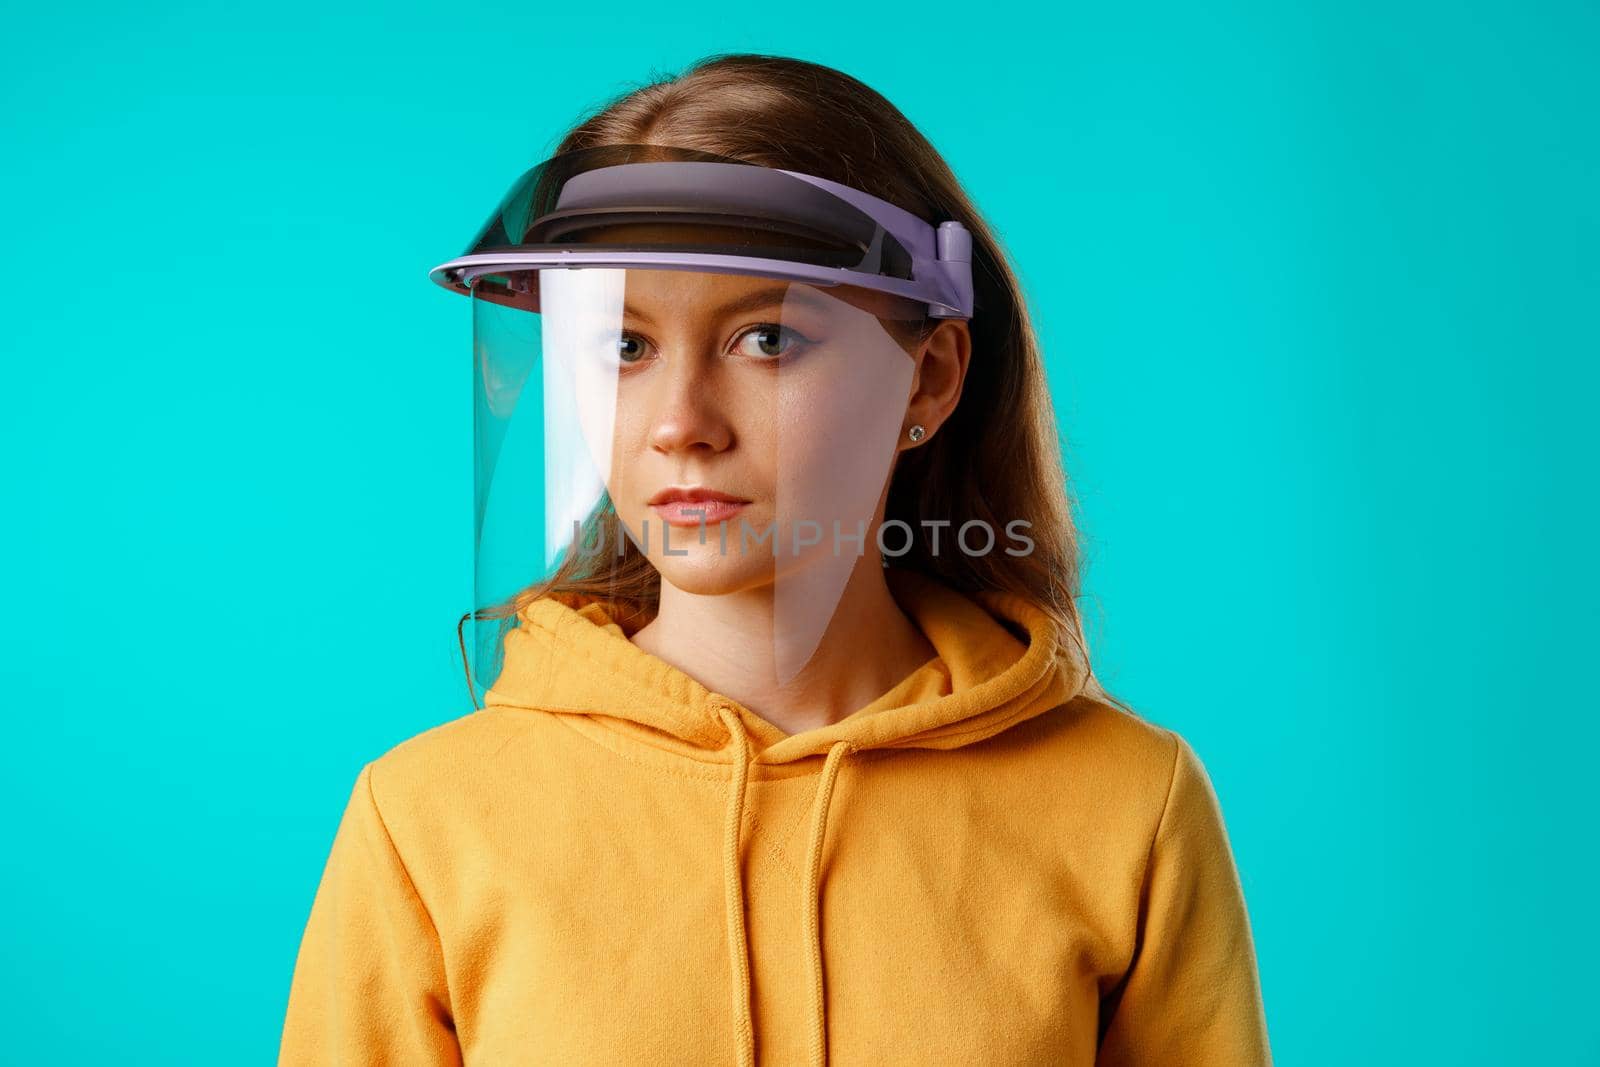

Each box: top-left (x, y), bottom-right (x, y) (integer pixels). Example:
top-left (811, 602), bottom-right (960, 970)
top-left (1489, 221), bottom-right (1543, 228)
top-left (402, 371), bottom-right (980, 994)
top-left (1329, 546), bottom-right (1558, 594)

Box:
top-left (649, 547), bottom-right (774, 597)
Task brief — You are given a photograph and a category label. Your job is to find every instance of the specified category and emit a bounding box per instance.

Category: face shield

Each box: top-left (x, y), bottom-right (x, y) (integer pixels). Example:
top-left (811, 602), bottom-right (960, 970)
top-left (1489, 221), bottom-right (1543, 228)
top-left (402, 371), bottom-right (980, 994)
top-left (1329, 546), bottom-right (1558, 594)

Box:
top-left (430, 145), bottom-right (975, 708)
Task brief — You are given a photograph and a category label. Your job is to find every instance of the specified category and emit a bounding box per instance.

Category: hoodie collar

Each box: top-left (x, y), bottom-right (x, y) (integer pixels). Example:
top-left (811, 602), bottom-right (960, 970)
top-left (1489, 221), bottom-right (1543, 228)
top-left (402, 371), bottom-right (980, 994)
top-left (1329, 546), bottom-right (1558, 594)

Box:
top-left (484, 565), bottom-right (1084, 763)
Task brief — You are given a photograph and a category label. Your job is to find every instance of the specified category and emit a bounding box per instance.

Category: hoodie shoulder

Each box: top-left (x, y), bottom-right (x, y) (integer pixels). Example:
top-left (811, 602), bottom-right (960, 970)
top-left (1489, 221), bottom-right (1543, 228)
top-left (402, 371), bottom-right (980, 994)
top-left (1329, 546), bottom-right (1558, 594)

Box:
top-left (372, 705), bottom-right (519, 766)
top-left (1043, 690), bottom-right (1180, 779)
top-left (1006, 690), bottom-right (1190, 841)
top-left (360, 707), bottom-right (552, 814)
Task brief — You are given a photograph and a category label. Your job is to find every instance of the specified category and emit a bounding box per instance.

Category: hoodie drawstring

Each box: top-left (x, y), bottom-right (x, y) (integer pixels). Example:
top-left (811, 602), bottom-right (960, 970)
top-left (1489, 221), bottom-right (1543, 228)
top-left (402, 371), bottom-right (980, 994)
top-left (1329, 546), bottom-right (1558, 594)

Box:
top-left (715, 703), bottom-right (855, 1067)
top-left (717, 704), bottom-right (757, 1067)
top-left (802, 737), bottom-right (854, 1067)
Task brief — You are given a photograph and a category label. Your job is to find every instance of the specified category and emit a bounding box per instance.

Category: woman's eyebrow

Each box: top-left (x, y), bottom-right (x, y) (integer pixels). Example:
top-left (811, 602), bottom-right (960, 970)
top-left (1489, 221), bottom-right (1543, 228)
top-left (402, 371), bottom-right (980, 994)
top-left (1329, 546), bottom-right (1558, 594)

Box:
top-left (622, 285), bottom-right (813, 325)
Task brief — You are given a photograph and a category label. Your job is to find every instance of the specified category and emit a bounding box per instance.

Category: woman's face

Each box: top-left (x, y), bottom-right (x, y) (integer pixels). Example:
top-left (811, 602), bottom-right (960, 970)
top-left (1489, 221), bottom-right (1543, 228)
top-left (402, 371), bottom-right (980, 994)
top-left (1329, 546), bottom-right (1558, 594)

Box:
top-left (547, 255), bottom-right (923, 598)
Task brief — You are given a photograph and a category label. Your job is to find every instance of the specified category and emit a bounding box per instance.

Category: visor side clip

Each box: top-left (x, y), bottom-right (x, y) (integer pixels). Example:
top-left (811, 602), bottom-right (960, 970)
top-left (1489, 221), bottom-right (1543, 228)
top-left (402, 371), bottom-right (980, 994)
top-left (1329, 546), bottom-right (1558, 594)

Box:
top-left (932, 221), bottom-right (974, 320)
top-left (936, 220), bottom-right (972, 265)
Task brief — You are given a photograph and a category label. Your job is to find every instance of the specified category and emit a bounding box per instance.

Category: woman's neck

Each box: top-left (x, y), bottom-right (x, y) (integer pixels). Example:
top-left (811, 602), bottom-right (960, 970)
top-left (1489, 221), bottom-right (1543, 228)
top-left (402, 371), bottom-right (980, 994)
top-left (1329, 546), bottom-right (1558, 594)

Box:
top-left (628, 555), bottom-right (937, 738)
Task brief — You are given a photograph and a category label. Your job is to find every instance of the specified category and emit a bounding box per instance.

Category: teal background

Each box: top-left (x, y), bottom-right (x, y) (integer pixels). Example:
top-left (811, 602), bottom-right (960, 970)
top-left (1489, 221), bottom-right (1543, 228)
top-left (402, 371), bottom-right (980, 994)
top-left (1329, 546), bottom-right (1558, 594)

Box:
top-left (3, 2), bottom-right (1595, 1062)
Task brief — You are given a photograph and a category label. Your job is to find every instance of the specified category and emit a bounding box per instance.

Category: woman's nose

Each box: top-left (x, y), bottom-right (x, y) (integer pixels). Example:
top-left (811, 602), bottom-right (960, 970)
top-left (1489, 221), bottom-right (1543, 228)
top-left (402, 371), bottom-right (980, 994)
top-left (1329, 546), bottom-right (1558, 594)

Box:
top-left (645, 356), bottom-right (734, 456)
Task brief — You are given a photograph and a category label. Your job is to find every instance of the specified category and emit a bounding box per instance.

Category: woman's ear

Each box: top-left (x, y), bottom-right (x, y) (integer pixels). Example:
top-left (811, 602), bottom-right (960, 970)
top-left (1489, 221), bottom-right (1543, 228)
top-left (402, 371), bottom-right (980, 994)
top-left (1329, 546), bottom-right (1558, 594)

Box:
top-left (899, 319), bottom-right (972, 450)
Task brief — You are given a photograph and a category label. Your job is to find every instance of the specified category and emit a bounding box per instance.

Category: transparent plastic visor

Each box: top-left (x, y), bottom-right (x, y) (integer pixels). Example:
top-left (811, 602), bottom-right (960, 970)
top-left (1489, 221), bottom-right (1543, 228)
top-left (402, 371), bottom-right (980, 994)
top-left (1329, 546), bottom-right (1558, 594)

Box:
top-left (468, 266), bottom-right (923, 705)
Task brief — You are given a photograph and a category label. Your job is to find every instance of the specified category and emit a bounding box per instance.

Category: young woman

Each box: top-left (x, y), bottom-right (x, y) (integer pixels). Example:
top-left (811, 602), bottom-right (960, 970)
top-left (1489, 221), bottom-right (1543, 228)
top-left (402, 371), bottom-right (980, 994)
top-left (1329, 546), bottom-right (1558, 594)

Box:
top-left (280, 54), bottom-right (1271, 1066)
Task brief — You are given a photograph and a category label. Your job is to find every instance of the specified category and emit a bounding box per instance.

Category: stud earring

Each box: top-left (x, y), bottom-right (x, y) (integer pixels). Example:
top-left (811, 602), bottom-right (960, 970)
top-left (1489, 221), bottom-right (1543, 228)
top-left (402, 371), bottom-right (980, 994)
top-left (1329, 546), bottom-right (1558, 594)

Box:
top-left (907, 424), bottom-right (926, 443)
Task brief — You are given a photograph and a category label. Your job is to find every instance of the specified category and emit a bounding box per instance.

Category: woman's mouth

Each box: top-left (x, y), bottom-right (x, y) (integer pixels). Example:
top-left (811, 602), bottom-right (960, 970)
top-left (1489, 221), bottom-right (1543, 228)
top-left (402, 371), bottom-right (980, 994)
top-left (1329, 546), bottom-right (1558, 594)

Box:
top-left (647, 487), bottom-right (751, 528)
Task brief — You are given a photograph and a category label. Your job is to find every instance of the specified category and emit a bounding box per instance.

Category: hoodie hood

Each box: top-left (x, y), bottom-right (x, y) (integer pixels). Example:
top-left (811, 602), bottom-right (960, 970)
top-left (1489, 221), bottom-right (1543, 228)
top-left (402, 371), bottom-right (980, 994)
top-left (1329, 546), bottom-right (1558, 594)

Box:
top-left (486, 566), bottom-right (1084, 759)
top-left (483, 566), bottom-right (1086, 1067)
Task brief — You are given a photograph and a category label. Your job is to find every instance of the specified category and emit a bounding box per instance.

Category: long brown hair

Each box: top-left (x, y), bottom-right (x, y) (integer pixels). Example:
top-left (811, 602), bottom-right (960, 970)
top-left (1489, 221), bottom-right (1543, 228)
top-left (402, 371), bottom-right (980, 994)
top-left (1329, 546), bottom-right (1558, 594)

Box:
top-left (459, 53), bottom-right (1124, 710)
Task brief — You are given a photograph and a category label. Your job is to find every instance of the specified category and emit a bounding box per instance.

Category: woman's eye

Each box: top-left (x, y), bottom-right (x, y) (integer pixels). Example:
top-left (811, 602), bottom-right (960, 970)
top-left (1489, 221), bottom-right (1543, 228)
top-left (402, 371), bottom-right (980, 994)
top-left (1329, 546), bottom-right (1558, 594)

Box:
top-left (734, 324), bottom-right (806, 360)
top-left (615, 333), bottom-right (650, 364)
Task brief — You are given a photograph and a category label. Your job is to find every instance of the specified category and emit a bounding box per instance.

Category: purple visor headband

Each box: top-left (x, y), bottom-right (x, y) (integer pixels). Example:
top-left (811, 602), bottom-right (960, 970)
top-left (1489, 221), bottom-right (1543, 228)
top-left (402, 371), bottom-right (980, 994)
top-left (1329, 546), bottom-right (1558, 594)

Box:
top-left (427, 143), bottom-right (975, 320)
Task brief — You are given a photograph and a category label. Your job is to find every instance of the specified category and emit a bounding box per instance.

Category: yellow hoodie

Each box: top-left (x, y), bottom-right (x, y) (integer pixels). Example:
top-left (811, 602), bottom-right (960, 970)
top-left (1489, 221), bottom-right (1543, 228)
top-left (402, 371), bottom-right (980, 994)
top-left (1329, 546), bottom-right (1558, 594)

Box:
top-left (280, 567), bottom-right (1271, 1065)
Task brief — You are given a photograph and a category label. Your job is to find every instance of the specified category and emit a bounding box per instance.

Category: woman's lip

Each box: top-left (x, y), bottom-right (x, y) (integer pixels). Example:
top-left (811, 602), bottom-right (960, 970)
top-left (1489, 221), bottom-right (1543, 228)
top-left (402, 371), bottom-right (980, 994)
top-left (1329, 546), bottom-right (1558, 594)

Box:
top-left (650, 499), bottom-right (750, 527)
top-left (647, 487), bottom-right (749, 505)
